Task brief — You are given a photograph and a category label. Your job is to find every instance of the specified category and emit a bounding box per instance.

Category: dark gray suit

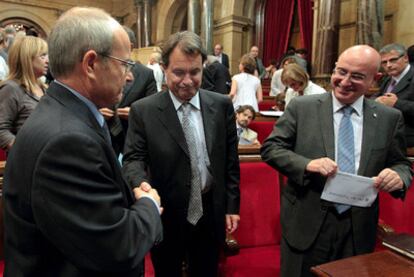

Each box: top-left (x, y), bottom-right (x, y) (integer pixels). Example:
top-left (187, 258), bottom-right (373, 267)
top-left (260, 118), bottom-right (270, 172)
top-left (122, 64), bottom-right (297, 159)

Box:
top-left (4, 82), bottom-right (162, 276)
top-left (122, 89), bottom-right (240, 276)
top-left (379, 66), bottom-right (414, 147)
top-left (261, 93), bottom-right (412, 276)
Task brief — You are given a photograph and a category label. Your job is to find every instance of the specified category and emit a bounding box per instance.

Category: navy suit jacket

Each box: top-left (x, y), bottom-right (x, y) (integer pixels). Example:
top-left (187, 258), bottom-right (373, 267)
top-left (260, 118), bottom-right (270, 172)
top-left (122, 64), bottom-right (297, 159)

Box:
top-left (122, 89), bottom-right (240, 243)
top-left (4, 82), bottom-right (162, 276)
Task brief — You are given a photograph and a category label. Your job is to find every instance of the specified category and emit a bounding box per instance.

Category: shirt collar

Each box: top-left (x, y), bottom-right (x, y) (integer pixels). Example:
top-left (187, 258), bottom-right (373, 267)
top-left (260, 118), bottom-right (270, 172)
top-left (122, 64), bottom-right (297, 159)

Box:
top-left (54, 80), bottom-right (105, 127)
top-left (168, 90), bottom-right (201, 111)
top-left (393, 64), bottom-right (411, 83)
top-left (332, 92), bottom-right (364, 117)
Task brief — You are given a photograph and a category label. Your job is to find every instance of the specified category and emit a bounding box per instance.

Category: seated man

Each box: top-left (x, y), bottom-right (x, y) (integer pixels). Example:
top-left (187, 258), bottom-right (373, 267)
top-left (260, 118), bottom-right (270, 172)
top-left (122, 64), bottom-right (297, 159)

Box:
top-left (236, 105), bottom-right (260, 145)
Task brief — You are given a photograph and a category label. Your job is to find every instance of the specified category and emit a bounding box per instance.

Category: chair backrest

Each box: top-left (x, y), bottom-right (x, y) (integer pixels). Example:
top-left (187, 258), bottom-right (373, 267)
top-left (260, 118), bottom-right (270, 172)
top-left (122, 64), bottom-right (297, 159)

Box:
top-left (0, 149), bottom-right (5, 161)
top-left (249, 121), bottom-right (275, 144)
top-left (234, 162), bottom-right (281, 247)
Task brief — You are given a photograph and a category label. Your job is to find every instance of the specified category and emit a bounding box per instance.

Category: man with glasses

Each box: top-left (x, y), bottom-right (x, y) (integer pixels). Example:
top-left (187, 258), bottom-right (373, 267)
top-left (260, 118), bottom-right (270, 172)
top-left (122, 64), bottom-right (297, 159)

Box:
top-left (377, 43), bottom-right (414, 147)
top-left (3, 7), bottom-right (162, 276)
top-left (261, 45), bottom-right (412, 277)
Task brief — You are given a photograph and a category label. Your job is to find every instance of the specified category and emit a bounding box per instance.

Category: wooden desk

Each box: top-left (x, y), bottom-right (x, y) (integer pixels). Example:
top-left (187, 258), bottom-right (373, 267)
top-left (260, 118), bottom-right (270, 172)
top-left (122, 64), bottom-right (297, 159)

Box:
top-left (311, 250), bottom-right (414, 277)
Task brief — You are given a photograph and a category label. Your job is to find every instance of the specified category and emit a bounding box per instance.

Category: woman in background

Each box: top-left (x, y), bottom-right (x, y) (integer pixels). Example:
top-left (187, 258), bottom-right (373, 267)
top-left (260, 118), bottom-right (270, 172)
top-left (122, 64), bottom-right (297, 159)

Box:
top-left (270, 55), bottom-right (298, 96)
top-left (281, 63), bottom-right (325, 107)
top-left (229, 54), bottom-right (263, 112)
top-left (0, 36), bottom-right (48, 151)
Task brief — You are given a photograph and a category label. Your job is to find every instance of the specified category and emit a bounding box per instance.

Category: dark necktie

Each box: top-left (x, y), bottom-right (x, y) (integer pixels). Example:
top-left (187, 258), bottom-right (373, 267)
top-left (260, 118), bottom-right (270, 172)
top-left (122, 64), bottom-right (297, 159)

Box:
top-left (335, 106), bottom-right (355, 213)
top-left (181, 103), bottom-right (203, 225)
top-left (386, 79), bottom-right (396, 93)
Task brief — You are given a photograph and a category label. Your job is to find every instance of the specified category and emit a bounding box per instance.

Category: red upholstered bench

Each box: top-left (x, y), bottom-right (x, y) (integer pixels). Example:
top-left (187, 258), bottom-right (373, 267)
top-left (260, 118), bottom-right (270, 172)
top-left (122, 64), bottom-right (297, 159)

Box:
top-left (258, 101), bottom-right (274, 111)
top-left (219, 161), bottom-right (281, 276)
top-left (249, 121), bottom-right (275, 144)
top-left (0, 149), bottom-right (5, 161)
top-left (379, 163), bottom-right (414, 236)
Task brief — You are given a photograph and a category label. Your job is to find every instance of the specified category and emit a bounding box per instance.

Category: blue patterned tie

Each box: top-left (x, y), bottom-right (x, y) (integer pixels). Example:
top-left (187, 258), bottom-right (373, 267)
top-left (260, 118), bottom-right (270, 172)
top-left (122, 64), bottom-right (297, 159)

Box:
top-left (335, 106), bottom-right (355, 213)
top-left (181, 103), bottom-right (203, 225)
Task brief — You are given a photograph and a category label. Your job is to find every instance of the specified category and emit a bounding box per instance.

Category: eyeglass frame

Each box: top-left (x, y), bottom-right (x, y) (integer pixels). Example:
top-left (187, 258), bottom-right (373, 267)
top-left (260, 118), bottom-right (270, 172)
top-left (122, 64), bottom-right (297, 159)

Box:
top-left (380, 53), bottom-right (405, 66)
top-left (332, 67), bottom-right (367, 83)
top-left (98, 53), bottom-right (135, 74)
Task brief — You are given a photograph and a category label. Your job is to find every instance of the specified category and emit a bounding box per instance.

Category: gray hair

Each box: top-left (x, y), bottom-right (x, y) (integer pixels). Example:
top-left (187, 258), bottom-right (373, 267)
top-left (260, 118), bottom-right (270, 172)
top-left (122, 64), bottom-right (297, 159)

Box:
top-left (48, 7), bottom-right (120, 78)
top-left (379, 43), bottom-right (406, 56)
top-left (160, 31), bottom-right (207, 67)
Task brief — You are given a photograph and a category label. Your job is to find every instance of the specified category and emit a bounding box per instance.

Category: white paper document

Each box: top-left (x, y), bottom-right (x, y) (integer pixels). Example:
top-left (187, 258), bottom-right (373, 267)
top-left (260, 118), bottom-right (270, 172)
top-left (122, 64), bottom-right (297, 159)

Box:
top-left (259, 111), bottom-right (284, 117)
top-left (321, 171), bottom-right (378, 207)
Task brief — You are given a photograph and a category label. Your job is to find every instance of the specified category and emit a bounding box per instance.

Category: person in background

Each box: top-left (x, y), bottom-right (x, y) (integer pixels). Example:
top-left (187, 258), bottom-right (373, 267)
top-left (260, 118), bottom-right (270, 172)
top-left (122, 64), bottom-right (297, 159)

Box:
top-left (295, 48), bottom-right (311, 73)
top-left (202, 55), bottom-right (231, 94)
top-left (235, 105), bottom-right (260, 146)
top-left (214, 43), bottom-right (229, 69)
top-left (230, 54), bottom-right (263, 112)
top-left (100, 25), bottom-right (157, 155)
top-left (270, 55), bottom-right (299, 96)
top-left (122, 30), bottom-right (240, 277)
top-left (376, 43), bottom-right (414, 147)
top-left (3, 7), bottom-right (162, 276)
top-left (261, 44), bottom-right (413, 277)
top-left (250, 45), bottom-right (266, 79)
top-left (0, 36), bottom-right (48, 151)
top-left (281, 63), bottom-right (325, 107)
top-left (264, 59), bottom-right (278, 79)
top-left (147, 51), bottom-right (164, 92)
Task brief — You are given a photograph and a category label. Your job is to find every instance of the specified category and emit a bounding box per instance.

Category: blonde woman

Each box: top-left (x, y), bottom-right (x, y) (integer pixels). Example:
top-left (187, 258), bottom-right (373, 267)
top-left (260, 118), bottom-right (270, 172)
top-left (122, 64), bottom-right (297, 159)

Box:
top-left (0, 36), bottom-right (48, 151)
top-left (229, 54), bottom-right (263, 111)
top-left (282, 63), bottom-right (325, 107)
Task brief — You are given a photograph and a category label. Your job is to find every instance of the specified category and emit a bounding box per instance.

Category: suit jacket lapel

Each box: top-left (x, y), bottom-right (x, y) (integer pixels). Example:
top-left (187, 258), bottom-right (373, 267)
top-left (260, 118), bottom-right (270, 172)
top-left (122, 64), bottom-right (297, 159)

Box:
top-left (319, 93), bottom-right (335, 160)
top-left (199, 90), bottom-right (216, 157)
top-left (156, 92), bottom-right (190, 157)
top-left (358, 99), bottom-right (378, 175)
top-left (394, 67), bottom-right (413, 95)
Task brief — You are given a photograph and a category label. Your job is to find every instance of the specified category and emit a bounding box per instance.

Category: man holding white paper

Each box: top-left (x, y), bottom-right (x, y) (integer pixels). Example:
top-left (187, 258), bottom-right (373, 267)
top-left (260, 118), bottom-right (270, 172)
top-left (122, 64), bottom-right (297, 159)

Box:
top-left (261, 45), bottom-right (413, 277)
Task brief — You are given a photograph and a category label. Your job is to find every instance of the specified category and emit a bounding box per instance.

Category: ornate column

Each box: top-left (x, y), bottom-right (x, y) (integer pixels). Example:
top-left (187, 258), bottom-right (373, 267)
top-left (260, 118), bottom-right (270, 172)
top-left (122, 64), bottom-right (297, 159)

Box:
top-left (356, 0), bottom-right (384, 50)
top-left (143, 0), bottom-right (153, 47)
top-left (313, 0), bottom-right (341, 89)
top-left (134, 0), bottom-right (143, 48)
top-left (201, 0), bottom-right (214, 54)
top-left (188, 0), bottom-right (200, 34)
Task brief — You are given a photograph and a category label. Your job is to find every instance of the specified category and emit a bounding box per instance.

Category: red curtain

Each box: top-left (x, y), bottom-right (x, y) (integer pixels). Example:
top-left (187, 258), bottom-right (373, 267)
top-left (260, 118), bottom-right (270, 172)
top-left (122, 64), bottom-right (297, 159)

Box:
top-left (297, 0), bottom-right (314, 62)
top-left (263, 0), bottom-right (295, 66)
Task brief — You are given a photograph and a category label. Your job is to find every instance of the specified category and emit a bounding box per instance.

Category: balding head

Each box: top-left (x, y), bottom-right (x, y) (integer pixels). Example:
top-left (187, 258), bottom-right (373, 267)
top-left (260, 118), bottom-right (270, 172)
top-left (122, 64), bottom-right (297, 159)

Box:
top-left (331, 45), bottom-right (381, 104)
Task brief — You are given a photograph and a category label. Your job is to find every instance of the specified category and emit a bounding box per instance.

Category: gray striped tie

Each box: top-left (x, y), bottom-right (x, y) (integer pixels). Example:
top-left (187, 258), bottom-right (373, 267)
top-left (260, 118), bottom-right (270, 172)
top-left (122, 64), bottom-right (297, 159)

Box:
top-left (181, 103), bottom-right (203, 225)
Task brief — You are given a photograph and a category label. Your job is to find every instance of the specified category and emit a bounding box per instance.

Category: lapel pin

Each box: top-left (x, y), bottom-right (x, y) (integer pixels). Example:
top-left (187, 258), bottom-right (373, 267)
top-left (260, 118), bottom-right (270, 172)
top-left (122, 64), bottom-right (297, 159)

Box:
top-left (373, 113), bottom-right (377, 118)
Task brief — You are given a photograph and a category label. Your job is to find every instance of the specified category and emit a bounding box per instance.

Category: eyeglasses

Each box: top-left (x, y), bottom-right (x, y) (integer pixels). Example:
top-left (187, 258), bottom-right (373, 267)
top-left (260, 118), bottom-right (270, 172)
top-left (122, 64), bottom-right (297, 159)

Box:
top-left (99, 53), bottom-right (135, 74)
top-left (381, 54), bottom-right (404, 66)
top-left (333, 68), bottom-right (366, 82)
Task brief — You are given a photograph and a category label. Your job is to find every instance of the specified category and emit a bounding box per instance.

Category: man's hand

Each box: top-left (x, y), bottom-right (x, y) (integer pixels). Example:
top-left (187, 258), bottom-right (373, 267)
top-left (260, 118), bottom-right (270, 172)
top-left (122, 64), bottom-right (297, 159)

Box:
top-left (373, 168), bottom-right (404, 192)
top-left (306, 158), bottom-right (338, 177)
top-left (376, 93), bottom-right (398, 107)
top-left (99, 108), bottom-right (115, 120)
top-left (133, 182), bottom-right (162, 212)
top-left (226, 214), bottom-right (240, 234)
top-left (116, 107), bottom-right (130, 120)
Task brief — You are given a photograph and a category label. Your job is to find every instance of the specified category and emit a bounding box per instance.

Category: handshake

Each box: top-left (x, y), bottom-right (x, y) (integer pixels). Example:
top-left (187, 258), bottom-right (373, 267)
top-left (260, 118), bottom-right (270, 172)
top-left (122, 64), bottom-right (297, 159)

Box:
top-left (133, 182), bottom-right (163, 213)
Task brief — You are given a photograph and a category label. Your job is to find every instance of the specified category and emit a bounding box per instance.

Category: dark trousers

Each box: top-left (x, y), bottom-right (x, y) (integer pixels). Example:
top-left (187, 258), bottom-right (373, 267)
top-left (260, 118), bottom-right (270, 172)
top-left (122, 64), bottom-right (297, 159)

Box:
top-left (281, 208), bottom-right (355, 277)
top-left (151, 193), bottom-right (220, 277)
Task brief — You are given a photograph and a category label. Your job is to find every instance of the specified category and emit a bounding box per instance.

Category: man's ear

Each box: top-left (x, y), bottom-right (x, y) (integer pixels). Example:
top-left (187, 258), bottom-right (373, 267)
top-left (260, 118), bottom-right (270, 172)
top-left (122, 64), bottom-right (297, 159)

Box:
top-left (374, 72), bottom-right (383, 82)
top-left (82, 50), bottom-right (99, 79)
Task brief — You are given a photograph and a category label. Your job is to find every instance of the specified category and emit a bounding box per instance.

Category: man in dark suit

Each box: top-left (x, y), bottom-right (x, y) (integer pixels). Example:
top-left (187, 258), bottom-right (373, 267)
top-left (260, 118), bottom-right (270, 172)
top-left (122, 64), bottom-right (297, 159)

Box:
top-left (3, 7), bottom-right (162, 276)
top-left (214, 43), bottom-right (229, 69)
top-left (250, 45), bottom-right (266, 79)
top-left (122, 31), bottom-right (240, 277)
top-left (202, 55), bottom-right (231, 94)
top-left (376, 43), bottom-right (414, 147)
top-left (100, 26), bottom-right (157, 155)
top-left (261, 45), bottom-right (413, 277)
